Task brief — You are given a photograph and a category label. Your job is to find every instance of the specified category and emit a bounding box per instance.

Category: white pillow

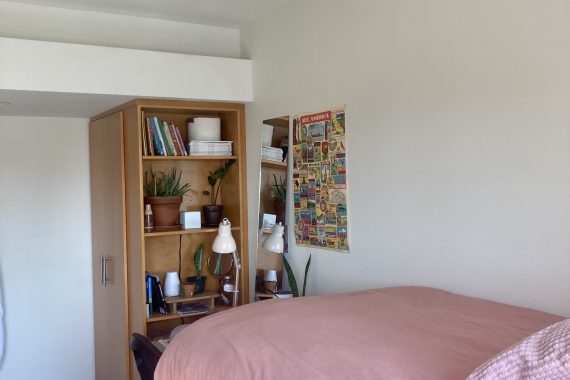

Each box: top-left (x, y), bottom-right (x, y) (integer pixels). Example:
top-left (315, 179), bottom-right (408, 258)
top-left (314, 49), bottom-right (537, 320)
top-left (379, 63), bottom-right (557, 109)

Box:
top-left (467, 319), bottom-right (570, 379)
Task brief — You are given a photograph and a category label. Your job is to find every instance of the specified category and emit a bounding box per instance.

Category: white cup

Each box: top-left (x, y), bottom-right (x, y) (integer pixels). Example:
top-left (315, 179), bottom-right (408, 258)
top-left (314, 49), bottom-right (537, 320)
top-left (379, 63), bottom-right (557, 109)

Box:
top-left (264, 269), bottom-right (278, 282)
top-left (164, 271), bottom-right (180, 297)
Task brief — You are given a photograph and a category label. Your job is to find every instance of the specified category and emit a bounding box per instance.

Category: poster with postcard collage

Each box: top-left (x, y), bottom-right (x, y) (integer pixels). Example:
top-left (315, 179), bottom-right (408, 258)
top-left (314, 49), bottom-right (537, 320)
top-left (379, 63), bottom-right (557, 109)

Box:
top-left (292, 107), bottom-right (349, 252)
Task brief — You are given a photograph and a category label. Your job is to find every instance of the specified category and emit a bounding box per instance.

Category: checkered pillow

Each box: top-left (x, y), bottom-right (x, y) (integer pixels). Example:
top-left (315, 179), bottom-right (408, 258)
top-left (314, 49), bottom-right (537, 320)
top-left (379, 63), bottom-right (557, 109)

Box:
top-left (467, 319), bottom-right (570, 379)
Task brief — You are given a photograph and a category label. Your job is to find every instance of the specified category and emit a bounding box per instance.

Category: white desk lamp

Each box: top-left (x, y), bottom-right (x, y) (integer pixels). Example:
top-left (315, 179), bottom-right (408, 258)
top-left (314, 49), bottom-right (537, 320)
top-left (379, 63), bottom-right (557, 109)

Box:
top-left (212, 218), bottom-right (240, 307)
top-left (262, 222), bottom-right (285, 253)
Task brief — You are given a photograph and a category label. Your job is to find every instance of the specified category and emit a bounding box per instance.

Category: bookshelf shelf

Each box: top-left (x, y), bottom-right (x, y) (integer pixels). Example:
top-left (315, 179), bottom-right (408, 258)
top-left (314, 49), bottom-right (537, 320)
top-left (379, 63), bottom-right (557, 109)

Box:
top-left (145, 226), bottom-right (240, 237)
top-left (147, 292), bottom-right (220, 323)
top-left (143, 155), bottom-right (238, 161)
top-left (261, 159), bottom-right (287, 169)
top-left (164, 291), bottom-right (219, 304)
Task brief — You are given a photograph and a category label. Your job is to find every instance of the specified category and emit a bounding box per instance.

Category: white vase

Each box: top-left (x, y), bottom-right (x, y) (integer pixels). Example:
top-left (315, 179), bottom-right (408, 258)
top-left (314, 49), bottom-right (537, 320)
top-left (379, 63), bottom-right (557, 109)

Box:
top-left (164, 271), bottom-right (180, 297)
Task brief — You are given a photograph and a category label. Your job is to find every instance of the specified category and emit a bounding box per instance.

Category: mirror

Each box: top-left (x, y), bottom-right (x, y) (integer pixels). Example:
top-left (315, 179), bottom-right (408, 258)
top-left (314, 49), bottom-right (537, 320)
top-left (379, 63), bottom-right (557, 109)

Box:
top-left (255, 116), bottom-right (290, 300)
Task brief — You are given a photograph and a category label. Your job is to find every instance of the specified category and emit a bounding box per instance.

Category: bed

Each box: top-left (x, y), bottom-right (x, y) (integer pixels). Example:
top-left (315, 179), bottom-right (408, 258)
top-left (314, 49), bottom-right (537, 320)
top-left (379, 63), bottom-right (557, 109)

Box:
top-left (155, 286), bottom-right (565, 379)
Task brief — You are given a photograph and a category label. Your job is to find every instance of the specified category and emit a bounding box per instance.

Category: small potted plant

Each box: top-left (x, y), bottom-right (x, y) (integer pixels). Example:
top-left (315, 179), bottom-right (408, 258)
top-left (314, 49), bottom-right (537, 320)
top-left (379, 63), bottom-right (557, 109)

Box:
top-left (271, 174), bottom-right (286, 223)
top-left (186, 243), bottom-right (206, 294)
top-left (144, 167), bottom-right (192, 231)
top-left (202, 159), bottom-right (235, 226)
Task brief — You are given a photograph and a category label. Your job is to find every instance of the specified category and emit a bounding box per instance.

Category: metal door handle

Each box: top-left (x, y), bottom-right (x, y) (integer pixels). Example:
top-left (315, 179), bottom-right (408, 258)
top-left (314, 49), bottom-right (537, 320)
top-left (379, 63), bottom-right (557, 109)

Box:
top-left (101, 255), bottom-right (112, 286)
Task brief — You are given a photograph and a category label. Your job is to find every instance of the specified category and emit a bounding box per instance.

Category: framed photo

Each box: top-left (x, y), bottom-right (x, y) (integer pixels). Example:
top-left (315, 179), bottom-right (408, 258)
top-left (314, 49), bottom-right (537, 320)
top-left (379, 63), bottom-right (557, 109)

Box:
top-left (261, 213), bottom-right (277, 231)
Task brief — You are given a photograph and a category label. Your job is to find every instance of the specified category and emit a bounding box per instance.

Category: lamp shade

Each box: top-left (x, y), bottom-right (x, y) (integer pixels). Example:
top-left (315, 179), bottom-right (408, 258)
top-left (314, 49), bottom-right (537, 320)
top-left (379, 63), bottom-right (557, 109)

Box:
top-left (262, 222), bottom-right (285, 253)
top-left (212, 218), bottom-right (237, 254)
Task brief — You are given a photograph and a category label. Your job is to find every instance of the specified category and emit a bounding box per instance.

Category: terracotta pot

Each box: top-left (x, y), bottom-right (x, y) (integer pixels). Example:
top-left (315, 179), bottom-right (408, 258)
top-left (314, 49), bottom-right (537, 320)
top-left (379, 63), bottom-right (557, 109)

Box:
top-left (181, 283), bottom-right (196, 298)
top-left (274, 199), bottom-right (286, 224)
top-left (203, 205), bottom-right (223, 227)
top-left (145, 196), bottom-right (183, 229)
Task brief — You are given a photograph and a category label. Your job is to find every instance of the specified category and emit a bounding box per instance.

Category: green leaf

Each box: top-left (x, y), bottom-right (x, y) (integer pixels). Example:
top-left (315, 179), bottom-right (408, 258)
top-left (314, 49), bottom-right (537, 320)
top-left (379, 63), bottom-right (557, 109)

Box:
top-left (282, 255), bottom-right (299, 297)
top-left (143, 166), bottom-right (192, 197)
top-left (194, 243), bottom-right (204, 276)
top-left (301, 254), bottom-right (311, 297)
top-left (213, 253), bottom-right (222, 276)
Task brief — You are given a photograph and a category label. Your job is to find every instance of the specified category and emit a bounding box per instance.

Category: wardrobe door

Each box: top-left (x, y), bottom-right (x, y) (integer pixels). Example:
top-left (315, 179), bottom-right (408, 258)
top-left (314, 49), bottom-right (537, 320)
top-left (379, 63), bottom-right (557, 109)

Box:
top-left (89, 112), bottom-right (130, 380)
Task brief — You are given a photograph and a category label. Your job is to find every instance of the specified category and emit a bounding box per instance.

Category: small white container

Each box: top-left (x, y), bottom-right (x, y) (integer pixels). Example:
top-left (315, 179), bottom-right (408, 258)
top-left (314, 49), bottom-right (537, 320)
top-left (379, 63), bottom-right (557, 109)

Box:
top-left (264, 269), bottom-right (278, 282)
top-left (261, 124), bottom-right (274, 147)
top-left (180, 211), bottom-right (201, 229)
top-left (164, 271), bottom-right (180, 297)
top-left (188, 117), bottom-right (221, 141)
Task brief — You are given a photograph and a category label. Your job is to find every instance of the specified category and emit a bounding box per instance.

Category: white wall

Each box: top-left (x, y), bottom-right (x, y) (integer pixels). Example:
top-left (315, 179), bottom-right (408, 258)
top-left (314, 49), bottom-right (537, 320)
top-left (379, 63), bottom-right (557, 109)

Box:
top-left (0, 0), bottom-right (241, 58)
top-left (0, 37), bottom-right (253, 103)
top-left (0, 116), bottom-right (94, 379)
top-left (242, 0), bottom-right (570, 316)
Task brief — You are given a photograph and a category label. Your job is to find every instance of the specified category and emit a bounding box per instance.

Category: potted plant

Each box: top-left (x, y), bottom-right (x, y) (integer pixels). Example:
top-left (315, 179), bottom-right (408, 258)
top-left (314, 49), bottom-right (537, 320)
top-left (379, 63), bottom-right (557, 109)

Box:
top-left (144, 167), bottom-right (192, 231)
top-left (271, 174), bottom-right (286, 223)
top-left (186, 243), bottom-right (206, 294)
top-left (202, 159), bottom-right (235, 226)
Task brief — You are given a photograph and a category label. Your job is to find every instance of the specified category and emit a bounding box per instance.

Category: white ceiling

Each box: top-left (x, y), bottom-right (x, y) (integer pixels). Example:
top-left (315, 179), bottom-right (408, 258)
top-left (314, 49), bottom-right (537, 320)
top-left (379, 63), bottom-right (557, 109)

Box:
top-left (10, 0), bottom-right (293, 27)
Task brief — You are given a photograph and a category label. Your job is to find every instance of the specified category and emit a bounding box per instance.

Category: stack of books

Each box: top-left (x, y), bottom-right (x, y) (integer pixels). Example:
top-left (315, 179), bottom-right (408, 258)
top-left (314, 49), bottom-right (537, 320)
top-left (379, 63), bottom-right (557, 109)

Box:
top-left (146, 272), bottom-right (167, 317)
top-left (143, 116), bottom-right (188, 156)
top-left (261, 146), bottom-right (284, 162)
top-left (177, 302), bottom-right (214, 317)
top-left (188, 141), bottom-right (233, 156)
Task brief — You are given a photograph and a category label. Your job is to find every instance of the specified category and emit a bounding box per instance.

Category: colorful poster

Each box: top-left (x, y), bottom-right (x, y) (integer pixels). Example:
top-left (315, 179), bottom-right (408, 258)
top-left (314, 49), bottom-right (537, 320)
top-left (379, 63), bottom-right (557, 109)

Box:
top-left (293, 107), bottom-right (349, 251)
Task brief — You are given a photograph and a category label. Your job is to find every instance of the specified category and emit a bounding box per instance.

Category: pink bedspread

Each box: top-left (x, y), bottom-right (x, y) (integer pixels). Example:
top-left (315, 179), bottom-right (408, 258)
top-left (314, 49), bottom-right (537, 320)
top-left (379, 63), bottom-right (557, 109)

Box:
top-left (155, 287), bottom-right (562, 380)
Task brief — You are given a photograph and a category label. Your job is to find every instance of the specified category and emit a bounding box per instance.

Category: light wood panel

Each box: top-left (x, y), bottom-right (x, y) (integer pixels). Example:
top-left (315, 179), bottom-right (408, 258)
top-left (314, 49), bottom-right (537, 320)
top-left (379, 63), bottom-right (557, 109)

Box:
top-left (123, 106), bottom-right (145, 380)
top-left (89, 112), bottom-right (130, 380)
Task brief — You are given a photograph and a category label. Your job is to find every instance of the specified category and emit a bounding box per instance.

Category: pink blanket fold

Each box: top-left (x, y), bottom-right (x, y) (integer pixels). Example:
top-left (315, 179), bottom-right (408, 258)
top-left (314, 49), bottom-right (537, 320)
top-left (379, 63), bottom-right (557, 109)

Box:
top-left (155, 287), bottom-right (562, 380)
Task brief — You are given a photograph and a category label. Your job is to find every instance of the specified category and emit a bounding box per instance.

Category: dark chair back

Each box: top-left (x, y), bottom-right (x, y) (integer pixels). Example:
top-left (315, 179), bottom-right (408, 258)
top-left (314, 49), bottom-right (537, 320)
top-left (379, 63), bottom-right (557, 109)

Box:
top-left (130, 333), bottom-right (162, 380)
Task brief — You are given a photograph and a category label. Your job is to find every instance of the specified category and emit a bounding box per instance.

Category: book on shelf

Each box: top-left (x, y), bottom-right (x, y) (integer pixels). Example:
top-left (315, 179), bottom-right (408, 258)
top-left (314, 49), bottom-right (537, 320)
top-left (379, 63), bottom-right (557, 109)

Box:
top-left (146, 272), bottom-right (168, 315)
top-left (157, 119), bottom-right (175, 156)
top-left (141, 111), bottom-right (148, 156)
top-left (143, 115), bottom-right (190, 157)
top-left (174, 125), bottom-right (188, 155)
top-left (149, 117), bottom-right (166, 156)
top-left (146, 274), bottom-right (153, 317)
top-left (146, 117), bottom-right (155, 156)
top-left (177, 302), bottom-right (214, 317)
top-left (168, 122), bottom-right (188, 156)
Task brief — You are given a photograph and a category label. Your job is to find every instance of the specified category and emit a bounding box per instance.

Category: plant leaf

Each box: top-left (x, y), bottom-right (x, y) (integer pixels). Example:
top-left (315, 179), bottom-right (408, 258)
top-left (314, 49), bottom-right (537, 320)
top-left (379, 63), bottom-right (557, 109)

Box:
top-left (213, 253), bottom-right (222, 276)
top-left (194, 243), bottom-right (204, 276)
top-left (301, 254), bottom-right (311, 297)
top-left (282, 255), bottom-right (299, 297)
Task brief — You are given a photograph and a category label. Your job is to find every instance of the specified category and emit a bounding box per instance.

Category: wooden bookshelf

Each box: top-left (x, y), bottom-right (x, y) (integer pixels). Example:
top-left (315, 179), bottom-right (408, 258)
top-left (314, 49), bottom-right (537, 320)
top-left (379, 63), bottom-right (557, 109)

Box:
top-left (89, 99), bottom-right (249, 380)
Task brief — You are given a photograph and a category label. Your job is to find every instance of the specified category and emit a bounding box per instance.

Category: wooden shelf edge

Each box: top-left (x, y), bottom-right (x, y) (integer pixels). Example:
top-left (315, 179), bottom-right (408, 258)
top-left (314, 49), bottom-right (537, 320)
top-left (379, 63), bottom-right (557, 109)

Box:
top-left (145, 226), bottom-right (240, 237)
top-left (164, 292), bottom-right (219, 304)
top-left (143, 155), bottom-right (238, 161)
top-left (261, 160), bottom-right (287, 169)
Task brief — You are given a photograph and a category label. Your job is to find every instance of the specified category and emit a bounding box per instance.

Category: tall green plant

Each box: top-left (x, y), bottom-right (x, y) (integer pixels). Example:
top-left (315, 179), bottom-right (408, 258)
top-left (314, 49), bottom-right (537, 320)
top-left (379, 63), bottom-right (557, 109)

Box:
top-left (202, 159), bottom-right (236, 205)
top-left (282, 254), bottom-right (311, 297)
top-left (144, 166), bottom-right (192, 197)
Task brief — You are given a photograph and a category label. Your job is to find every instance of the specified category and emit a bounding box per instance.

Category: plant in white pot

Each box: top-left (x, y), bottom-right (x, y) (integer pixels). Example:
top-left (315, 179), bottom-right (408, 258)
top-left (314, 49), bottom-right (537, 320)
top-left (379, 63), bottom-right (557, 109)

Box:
top-left (144, 167), bottom-right (192, 231)
top-left (202, 159), bottom-right (235, 227)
